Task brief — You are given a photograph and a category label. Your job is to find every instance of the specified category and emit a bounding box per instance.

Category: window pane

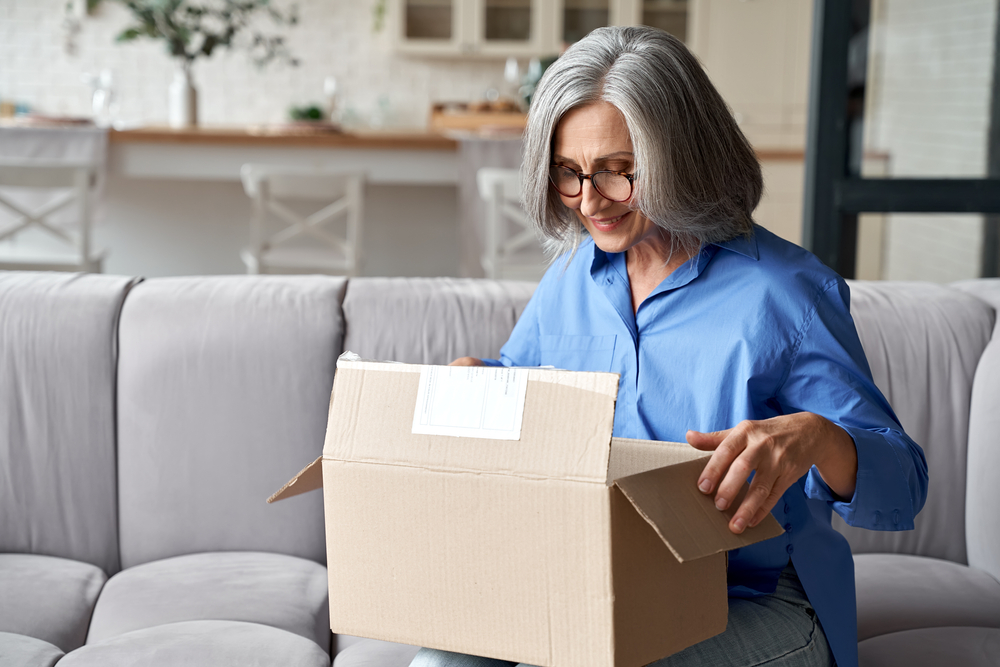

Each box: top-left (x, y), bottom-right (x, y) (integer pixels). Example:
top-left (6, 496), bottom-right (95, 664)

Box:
top-left (641, 0), bottom-right (688, 43)
top-left (856, 213), bottom-right (987, 282)
top-left (486, 0), bottom-right (532, 42)
top-left (563, 0), bottom-right (609, 45)
top-left (858, 0), bottom-right (998, 178)
top-left (405, 0), bottom-right (453, 40)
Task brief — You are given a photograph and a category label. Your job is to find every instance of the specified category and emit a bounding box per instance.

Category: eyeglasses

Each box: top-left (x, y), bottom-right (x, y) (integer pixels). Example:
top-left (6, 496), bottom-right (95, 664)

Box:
top-left (549, 164), bottom-right (635, 202)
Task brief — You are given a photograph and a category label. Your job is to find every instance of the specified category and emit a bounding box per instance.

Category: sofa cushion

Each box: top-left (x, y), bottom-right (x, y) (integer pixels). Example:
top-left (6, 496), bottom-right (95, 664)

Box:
top-left (855, 553), bottom-right (1000, 642)
top-left (85, 551), bottom-right (329, 649)
top-left (333, 639), bottom-right (421, 667)
top-left (0, 553), bottom-right (106, 652)
top-left (342, 277), bottom-right (536, 364)
top-left (116, 276), bottom-right (346, 569)
top-left (63, 620), bottom-right (329, 667)
top-left (842, 281), bottom-right (994, 563)
top-left (0, 272), bottom-right (136, 575)
top-left (0, 632), bottom-right (64, 667)
top-left (858, 626), bottom-right (1000, 667)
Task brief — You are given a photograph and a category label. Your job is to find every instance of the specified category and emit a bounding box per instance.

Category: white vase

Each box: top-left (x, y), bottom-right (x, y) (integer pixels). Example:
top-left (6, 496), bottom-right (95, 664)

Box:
top-left (168, 62), bottom-right (198, 128)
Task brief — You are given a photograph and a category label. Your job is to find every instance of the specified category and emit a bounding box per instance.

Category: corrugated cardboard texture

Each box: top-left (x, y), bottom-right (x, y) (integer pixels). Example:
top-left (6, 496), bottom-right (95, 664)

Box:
top-left (325, 365), bottom-right (618, 483)
top-left (607, 438), bottom-right (710, 484)
top-left (610, 486), bottom-right (728, 665)
top-left (324, 458), bottom-right (616, 667)
top-left (615, 459), bottom-right (785, 562)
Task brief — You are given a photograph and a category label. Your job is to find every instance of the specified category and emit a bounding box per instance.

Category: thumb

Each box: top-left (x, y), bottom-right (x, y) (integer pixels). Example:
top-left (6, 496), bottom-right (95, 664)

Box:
top-left (686, 428), bottom-right (730, 451)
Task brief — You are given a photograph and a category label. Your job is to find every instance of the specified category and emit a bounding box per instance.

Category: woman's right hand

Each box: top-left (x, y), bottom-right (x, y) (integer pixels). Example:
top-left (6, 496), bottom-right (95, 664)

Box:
top-left (449, 357), bottom-right (484, 366)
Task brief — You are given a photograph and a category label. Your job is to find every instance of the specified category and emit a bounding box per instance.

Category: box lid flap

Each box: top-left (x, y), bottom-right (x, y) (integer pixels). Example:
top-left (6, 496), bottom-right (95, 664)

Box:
top-left (614, 458), bottom-right (784, 562)
top-left (325, 358), bottom-right (619, 483)
top-left (267, 456), bottom-right (323, 503)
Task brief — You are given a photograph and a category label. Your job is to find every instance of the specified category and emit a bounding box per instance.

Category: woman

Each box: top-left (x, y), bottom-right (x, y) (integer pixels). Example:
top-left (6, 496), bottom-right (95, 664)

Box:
top-left (419, 26), bottom-right (927, 667)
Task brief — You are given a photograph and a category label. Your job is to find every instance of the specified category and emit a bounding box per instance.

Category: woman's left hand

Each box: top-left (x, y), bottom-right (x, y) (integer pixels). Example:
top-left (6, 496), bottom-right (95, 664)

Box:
top-left (687, 413), bottom-right (858, 534)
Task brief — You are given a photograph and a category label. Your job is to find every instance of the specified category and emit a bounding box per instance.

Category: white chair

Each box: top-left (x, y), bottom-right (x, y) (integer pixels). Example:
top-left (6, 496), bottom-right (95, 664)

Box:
top-left (240, 164), bottom-right (365, 276)
top-left (0, 160), bottom-right (106, 272)
top-left (476, 167), bottom-right (546, 280)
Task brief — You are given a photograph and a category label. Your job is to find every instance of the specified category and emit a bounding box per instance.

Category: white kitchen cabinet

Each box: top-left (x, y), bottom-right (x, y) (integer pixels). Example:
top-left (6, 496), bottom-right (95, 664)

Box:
top-left (687, 0), bottom-right (812, 149)
top-left (392, 0), bottom-right (654, 57)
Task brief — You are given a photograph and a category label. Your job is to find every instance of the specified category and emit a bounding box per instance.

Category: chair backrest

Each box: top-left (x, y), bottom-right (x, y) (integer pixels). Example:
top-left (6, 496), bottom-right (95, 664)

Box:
top-left (240, 164), bottom-right (365, 275)
top-left (838, 281), bottom-right (994, 564)
top-left (0, 161), bottom-right (97, 265)
top-left (476, 167), bottom-right (545, 281)
top-left (115, 275), bottom-right (348, 569)
top-left (0, 272), bottom-right (135, 575)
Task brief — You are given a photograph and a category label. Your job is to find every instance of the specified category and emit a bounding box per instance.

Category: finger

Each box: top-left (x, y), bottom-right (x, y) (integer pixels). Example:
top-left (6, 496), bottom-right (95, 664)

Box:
top-left (749, 484), bottom-right (788, 529)
top-left (686, 428), bottom-right (731, 451)
top-left (729, 469), bottom-right (780, 534)
top-left (695, 426), bottom-right (744, 496)
top-left (448, 357), bottom-right (483, 366)
top-left (714, 444), bottom-right (762, 513)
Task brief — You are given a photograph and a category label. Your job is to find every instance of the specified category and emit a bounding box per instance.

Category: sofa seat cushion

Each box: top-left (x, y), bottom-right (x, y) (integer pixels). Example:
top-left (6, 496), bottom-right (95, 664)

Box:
top-left (858, 626), bottom-right (1000, 667)
top-left (0, 632), bottom-right (64, 667)
top-left (333, 639), bottom-right (421, 667)
top-left (0, 553), bottom-right (107, 651)
top-left (85, 551), bottom-right (329, 649)
top-left (855, 553), bottom-right (1000, 641)
top-left (61, 620), bottom-right (330, 667)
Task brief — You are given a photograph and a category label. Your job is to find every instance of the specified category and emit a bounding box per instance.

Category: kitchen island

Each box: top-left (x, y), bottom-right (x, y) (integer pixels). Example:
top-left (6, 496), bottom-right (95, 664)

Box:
top-left (99, 126), bottom-right (466, 278)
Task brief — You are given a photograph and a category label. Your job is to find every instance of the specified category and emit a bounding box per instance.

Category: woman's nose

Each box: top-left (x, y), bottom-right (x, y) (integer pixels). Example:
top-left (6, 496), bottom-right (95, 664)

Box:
top-left (579, 179), bottom-right (610, 217)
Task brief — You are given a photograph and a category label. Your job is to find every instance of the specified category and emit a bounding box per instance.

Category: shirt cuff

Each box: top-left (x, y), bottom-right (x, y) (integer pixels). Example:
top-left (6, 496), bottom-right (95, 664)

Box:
top-left (804, 424), bottom-right (917, 531)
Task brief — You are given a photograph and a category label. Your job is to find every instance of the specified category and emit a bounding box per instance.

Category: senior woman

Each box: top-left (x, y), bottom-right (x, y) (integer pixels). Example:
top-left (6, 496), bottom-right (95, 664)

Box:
top-left (419, 26), bottom-right (927, 667)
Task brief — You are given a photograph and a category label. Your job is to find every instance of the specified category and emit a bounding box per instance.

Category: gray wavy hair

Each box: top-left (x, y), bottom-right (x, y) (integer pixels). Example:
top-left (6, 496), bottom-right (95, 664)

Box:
top-left (521, 26), bottom-right (763, 260)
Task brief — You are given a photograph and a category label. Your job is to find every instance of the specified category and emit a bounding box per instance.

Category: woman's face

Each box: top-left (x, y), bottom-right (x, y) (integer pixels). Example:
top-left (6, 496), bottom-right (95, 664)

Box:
top-left (551, 101), bottom-right (661, 256)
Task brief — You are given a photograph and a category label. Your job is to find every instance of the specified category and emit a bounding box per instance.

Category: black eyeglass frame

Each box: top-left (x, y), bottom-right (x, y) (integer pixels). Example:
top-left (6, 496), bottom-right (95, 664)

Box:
top-left (548, 164), bottom-right (636, 202)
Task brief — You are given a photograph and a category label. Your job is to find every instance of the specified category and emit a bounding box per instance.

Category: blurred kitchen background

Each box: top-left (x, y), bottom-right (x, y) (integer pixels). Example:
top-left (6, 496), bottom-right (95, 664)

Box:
top-left (0, 0), bottom-right (997, 282)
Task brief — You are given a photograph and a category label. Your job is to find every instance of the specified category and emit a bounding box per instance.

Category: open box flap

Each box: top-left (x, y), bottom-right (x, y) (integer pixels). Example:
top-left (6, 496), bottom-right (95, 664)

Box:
top-left (323, 358), bottom-right (619, 483)
top-left (614, 458), bottom-right (784, 562)
top-left (267, 456), bottom-right (323, 503)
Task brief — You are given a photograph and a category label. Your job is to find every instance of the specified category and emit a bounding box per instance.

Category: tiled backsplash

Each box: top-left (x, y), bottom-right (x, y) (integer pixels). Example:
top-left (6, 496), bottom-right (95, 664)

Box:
top-left (1, 0), bottom-right (516, 128)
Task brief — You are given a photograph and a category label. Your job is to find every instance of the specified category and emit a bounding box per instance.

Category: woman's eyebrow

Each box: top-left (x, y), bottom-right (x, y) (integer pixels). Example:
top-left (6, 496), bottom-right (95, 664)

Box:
top-left (552, 151), bottom-right (634, 164)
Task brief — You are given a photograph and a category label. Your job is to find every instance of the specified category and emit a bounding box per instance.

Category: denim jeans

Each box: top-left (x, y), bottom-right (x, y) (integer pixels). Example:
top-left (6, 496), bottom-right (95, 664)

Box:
top-left (408, 563), bottom-right (835, 667)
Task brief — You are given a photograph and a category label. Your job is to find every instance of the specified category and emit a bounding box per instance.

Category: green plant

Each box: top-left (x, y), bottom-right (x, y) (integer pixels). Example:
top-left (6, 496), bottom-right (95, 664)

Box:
top-left (114, 0), bottom-right (300, 67)
top-left (288, 103), bottom-right (323, 121)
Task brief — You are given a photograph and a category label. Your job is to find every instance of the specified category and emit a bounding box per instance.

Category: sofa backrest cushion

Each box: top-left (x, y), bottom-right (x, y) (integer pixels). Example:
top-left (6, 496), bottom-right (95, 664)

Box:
top-left (951, 279), bottom-right (1000, 580)
top-left (341, 277), bottom-right (537, 364)
top-left (0, 272), bottom-right (136, 575)
top-left (839, 281), bottom-right (994, 564)
top-left (116, 276), bottom-right (346, 569)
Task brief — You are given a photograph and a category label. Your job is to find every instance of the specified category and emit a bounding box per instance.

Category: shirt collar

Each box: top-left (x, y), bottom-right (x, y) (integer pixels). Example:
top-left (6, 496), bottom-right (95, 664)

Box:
top-left (713, 231), bottom-right (759, 261)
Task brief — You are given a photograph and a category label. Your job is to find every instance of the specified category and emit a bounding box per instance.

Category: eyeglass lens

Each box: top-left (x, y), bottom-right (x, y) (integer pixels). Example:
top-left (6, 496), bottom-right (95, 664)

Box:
top-left (549, 165), bottom-right (632, 202)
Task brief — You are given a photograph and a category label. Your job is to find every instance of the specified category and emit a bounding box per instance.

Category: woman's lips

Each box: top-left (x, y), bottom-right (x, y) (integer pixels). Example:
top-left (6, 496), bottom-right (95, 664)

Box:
top-left (590, 211), bottom-right (629, 232)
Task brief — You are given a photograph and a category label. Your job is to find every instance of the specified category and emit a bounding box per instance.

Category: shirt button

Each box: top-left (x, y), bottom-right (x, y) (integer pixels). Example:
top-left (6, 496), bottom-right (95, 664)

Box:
top-left (606, 276), bottom-right (613, 285)
top-left (786, 544), bottom-right (794, 555)
top-left (784, 522), bottom-right (793, 533)
top-left (893, 510), bottom-right (900, 525)
top-left (873, 510), bottom-right (881, 525)
top-left (783, 503), bottom-right (790, 514)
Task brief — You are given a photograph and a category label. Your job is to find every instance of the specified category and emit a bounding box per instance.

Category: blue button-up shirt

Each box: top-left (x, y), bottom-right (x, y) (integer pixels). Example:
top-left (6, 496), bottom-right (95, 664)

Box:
top-left (484, 226), bottom-right (928, 667)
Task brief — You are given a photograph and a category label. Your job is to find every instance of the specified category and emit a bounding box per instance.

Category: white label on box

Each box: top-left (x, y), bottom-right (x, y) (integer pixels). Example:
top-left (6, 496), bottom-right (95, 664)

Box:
top-left (412, 366), bottom-right (528, 440)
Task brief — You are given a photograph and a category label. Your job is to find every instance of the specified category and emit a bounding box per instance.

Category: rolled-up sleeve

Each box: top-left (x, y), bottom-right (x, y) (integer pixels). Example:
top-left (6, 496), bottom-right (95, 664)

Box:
top-left (778, 280), bottom-right (929, 530)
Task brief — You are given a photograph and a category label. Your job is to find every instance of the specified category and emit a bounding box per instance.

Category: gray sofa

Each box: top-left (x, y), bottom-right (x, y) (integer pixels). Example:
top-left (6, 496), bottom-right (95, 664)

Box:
top-left (1, 271), bottom-right (998, 667)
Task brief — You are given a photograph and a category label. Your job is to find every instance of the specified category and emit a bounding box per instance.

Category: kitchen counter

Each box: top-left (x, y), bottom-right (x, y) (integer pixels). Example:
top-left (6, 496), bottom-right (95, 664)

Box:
top-left (109, 126), bottom-right (458, 151)
top-left (108, 126), bottom-right (460, 185)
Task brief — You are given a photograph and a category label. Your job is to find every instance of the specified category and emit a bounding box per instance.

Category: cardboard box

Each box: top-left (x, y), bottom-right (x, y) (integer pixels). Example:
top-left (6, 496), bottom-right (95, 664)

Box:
top-left (270, 358), bottom-right (783, 667)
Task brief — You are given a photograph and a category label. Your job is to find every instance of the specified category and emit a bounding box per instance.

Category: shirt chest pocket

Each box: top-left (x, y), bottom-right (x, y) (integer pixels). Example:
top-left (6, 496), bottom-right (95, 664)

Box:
top-left (539, 334), bottom-right (618, 373)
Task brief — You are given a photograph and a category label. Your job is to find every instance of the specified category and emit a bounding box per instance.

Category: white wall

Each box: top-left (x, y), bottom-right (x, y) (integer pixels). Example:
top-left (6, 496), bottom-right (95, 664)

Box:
top-left (864, 0), bottom-right (997, 282)
top-left (0, 0), bottom-right (514, 128)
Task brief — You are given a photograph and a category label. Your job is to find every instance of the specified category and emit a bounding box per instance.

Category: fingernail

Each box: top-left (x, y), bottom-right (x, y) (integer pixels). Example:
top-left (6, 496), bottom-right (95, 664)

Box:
top-left (699, 479), bottom-right (712, 493)
top-left (733, 517), bottom-right (746, 533)
top-left (715, 497), bottom-right (728, 511)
